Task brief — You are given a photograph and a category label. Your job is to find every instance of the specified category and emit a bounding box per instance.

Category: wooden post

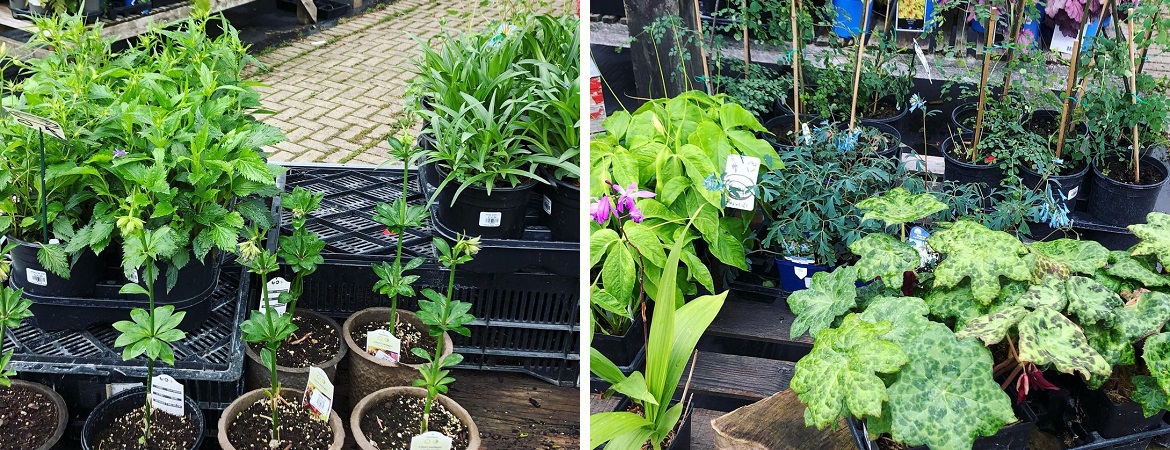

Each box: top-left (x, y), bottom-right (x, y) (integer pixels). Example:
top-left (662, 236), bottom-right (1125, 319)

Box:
top-left (1126, 15), bottom-right (1141, 183)
top-left (971, 7), bottom-right (998, 160)
top-left (847, 0), bottom-right (874, 132)
top-left (1056, 16), bottom-right (1091, 160)
top-left (742, 0), bottom-right (751, 68)
top-left (1074, 0), bottom-right (1112, 106)
top-left (693, 0), bottom-right (712, 94)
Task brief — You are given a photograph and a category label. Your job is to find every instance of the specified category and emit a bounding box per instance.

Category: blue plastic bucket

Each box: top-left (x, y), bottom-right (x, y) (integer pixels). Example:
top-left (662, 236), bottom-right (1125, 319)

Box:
top-left (775, 256), bottom-right (830, 291)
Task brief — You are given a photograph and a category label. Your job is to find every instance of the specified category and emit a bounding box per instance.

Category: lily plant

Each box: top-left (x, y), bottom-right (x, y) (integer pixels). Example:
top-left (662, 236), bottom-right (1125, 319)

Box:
top-left (372, 134), bottom-right (429, 330)
top-left (0, 286), bottom-right (32, 387)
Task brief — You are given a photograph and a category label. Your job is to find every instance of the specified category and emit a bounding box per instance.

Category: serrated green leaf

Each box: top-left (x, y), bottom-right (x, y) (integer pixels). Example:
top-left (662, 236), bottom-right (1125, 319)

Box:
top-left (928, 221), bottom-right (1032, 305)
top-left (601, 243), bottom-right (636, 307)
top-left (1115, 291), bottom-right (1170, 340)
top-left (1131, 375), bottom-right (1170, 418)
top-left (36, 244), bottom-right (69, 279)
top-left (1065, 276), bottom-right (1123, 325)
top-left (955, 306), bottom-right (1029, 346)
top-left (1017, 307), bottom-right (1111, 380)
top-left (1029, 239), bottom-right (1110, 275)
top-left (924, 285), bottom-right (985, 327)
top-left (1129, 212), bottom-right (1170, 267)
top-left (857, 296), bottom-right (931, 346)
top-left (856, 187), bottom-right (946, 228)
top-left (788, 266), bottom-right (859, 339)
top-left (1108, 252), bottom-right (1170, 287)
top-left (850, 234), bottom-right (919, 290)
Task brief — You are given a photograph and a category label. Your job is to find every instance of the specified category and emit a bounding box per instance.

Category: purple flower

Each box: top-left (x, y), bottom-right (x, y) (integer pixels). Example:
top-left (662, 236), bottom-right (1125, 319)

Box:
top-left (629, 206), bottom-right (645, 223)
top-left (611, 182), bottom-right (655, 213)
top-left (113, 148), bottom-right (126, 158)
top-left (590, 196), bottom-right (616, 224)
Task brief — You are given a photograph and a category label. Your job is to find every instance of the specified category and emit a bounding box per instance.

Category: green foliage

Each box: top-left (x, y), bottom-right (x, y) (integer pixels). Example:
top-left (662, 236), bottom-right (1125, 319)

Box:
top-left (112, 305), bottom-right (186, 366)
top-left (414, 234), bottom-right (476, 433)
top-left (1130, 212), bottom-right (1170, 267)
top-left (790, 314), bottom-right (907, 429)
top-left (849, 233), bottom-right (919, 290)
top-left (928, 221), bottom-right (1032, 305)
top-left (856, 187), bottom-right (946, 229)
top-left (787, 266), bottom-right (859, 339)
top-left (1017, 307), bottom-right (1111, 380)
top-left (955, 306), bottom-right (1029, 346)
top-left (277, 188), bottom-right (326, 317)
top-left (1028, 239), bottom-right (1110, 276)
top-left (0, 287), bottom-right (33, 387)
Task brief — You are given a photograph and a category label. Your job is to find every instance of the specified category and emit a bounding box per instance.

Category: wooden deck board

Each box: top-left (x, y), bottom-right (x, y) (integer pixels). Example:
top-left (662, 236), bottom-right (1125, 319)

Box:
top-left (684, 352), bottom-right (795, 401)
top-left (706, 299), bottom-right (813, 347)
top-left (447, 370), bottom-right (579, 450)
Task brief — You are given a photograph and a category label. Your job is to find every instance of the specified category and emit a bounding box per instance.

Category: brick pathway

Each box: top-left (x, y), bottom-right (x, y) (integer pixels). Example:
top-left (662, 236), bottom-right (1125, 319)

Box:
top-left (251, 0), bottom-right (572, 165)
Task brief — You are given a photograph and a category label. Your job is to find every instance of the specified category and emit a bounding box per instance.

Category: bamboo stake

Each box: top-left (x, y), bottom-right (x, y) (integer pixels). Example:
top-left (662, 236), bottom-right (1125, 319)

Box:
top-left (1056, 13), bottom-right (1092, 159)
top-left (1000, 0), bottom-right (1029, 97)
top-left (1074, 0), bottom-right (1112, 105)
top-left (791, 0), bottom-right (801, 132)
top-left (847, 0), bottom-right (875, 132)
top-left (1126, 15), bottom-right (1140, 184)
top-left (971, 7), bottom-right (999, 159)
top-left (693, 0), bottom-right (712, 95)
top-left (742, 0), bottom-right (751, 68)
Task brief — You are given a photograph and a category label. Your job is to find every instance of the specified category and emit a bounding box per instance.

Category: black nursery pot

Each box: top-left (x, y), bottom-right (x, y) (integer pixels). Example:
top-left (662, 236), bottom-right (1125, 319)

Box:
top-left (1080, 387), bottom-right (1166, 439)
top-left (8, 237), bottom-right (99, 298)
top-left (941, 133), bottom-right (1004, 206)
top-left (593, 314), bottom-right (646, 371)
top-left (432, 166), bottom-right (537, 240)
top-left (81, 386), bottom-right (205, 450)
top-left (539, 176), bottom-right (580, 242)
top-left (850, 120), bottom-right (902, 159)
top-left (607, 397), bottom-right (692, 450)
top-left (859, 95), bottom-right (909, 128)
top-left (852, 402), bottom-right (1035, 450)
top-left (1019, 162), bottom-right (1090, 207)
top-left (1086, 156), bottom-right (1169, 227)
top-left (762, 114), bottom-right (817, 151)
top-left (951, 101), bottom-right (979, 134)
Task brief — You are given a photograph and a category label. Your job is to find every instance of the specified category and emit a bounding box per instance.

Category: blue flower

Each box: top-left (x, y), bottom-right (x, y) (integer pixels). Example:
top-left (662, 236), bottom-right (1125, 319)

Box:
top-left (113, 148), bottom-right (127, 158)
top-left (703, 174), bottom-right (724, 192)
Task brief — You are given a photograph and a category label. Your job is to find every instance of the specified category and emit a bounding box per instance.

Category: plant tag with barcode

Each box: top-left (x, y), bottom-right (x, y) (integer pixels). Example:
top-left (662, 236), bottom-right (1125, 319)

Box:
top-left (150, 375), bottom-right (185, 417)
top-left (26, 268), bottom-right (47, 287)
top-left (478, 212), bottom-right (502, 227)
top-left (366, 329), bottom-right (401, 363)
top-left (542, 195), bottom-right (553, 215)
top-left (722, 155), bottom-right (760, 211)
top-left (264, 277), bottom-right (291, 314)
top-left (1, 106), bottom-right (66, 141)
top-left (302, 366), bottom-right (334, 422)
top-left (410, 431), bottom-right (453, 450)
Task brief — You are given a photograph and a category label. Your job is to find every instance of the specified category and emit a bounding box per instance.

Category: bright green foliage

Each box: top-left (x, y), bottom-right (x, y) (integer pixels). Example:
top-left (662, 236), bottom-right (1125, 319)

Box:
top-left (1132, 375), bottom-right (1170, 418)
top-left (788, 266), bottom-right (859, 339)
top-left (790, 315), bottom-right (907, 429)
top-left (858, 297), bottom-right (931, 346)
top-left (882, 320), bottom-right (1016, 450)
top-left (924, 285), bottom-right (986, 328)
top-left (0, 287), bottom-right (33, 387)
top-left (1107, 251), bottom-right (1170, 287)
top-left (240, 309), bottom-right (297, 355)
top-left (1115, 291), bottom-right (1170, 340)
top-left (112, 306), bottom-right (187, 366)
top-left (1028, 239), bottom-right (1110, 275)
top-left (1083, 324), bottom-right (1135, 367)
top-left (1129, 212), bottom-right (1170, 267)
top-left (1141, 333), bottom-right (1170, 394)
top-left (928, 221), bottom-right (1032, 305)
top-left (850, 234), bottom-right (919, 290)
top-left (1064, 276), bottom-right (1123, 325)
top-left (955, 306), bottom-right (1029, 346)
top-left (372, 258), bottom-right (425, 300)
top-left (1017, 307), bottom-right (1111, 380)
top-left (1011, 277), bottom-right (1066, 310)
top-left (856, 187), bottom-right (946, 228)
top-left (415, 234), bottom-right (477, 434)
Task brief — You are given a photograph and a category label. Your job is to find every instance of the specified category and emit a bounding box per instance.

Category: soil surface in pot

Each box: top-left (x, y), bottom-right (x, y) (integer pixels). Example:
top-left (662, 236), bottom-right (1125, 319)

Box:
top-left (226, 396), bottom-right (333, 450)
top-left (1101, 364), bottom-right (1144, 404)
top-left (350, 319), bottom-right (437, 365)
top-left (853, 126), bottom-right (897, 154)
top-left (92, 406), bottom-right (199, 450)
top-left (1099, 159), bottom-right (1165, 186)
top-left (943, 140), bottom-right (997, 167)
top-left (767, 120), bottom-right (802, 147)
top-left (0, 385), bottom-right (59, 450)
top-left (359, 394), bottom-right (471, 450)
top-left (863, 100), bottom-right (901, 120)
top-left (249, 313), bottom-right (341, 367)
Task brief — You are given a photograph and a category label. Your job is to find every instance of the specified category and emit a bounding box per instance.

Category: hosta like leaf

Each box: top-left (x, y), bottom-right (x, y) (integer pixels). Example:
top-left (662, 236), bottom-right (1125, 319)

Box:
top-left (1029, 239), bottom-right (1110, 275)
top-left (788, 266), bottom-right (859, 339)
top-left (850, 234), bottom-right (919, 290)
top-left (1017, 307), bottom-right (1111, 380)
top-left (791, 314), bottom-right (907, 429)
top-left (928, 221), bottom-right (1032, 305)
top-left (885, 321), bottom-right (1016, 450)
top-left (1129, 212), bottom-right (1170, 267)
top-left (956, 306), bottom-right (1029, 346)
top-left (1132, 375), bottom-right (1170, 418)
top-left (856, 187), bottom-right (946, 228)
top-left (1064, 276), bottom-right (1123, 325)
top-left (1142, 333), bottom-right (1170, 394)
top-left (1115, 291), bottom-right (1170, 341)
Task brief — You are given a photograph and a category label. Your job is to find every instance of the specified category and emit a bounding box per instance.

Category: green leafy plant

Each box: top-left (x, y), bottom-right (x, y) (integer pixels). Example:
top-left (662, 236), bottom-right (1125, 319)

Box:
top-left (372, 134), bottom-right (429, 330)
top-left (0, 286), bottom-right (32, 387)
top-left (239, 248), bottom-right (297, 444)
top-left (277, 187), bottom-right (326, 317)
top-left (412, 236), bottom-right (477, 434)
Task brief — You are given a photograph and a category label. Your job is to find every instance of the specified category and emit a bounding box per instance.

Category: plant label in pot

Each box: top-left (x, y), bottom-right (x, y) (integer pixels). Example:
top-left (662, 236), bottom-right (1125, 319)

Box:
top-left (150, 375), bottom-right (186, 417)
top-left (303, 366), bottom-right (335, 422)
top-left (412, 431), bottom-right (454, 450)
top-left (367, 329), bottom-right (402, 362)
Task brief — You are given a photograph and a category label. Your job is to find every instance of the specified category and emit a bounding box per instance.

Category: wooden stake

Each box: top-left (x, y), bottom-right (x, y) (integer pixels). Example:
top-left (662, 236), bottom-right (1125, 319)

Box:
top-left (1126, 15), bottom-right (1140, 183)
top-left (1074, 0), bottom-right (1113, 106)
top-left (1000, 1), bottom-right (1029, 97)
top-left (1056, 13), bottom-right (1092, 160)
top-left (693, 0), bottom-right (712, 94)
top-left (791, 0), bottom-right (801, 132)
top-left (742, 0), bottom-right (751, 68)
top-left (971, 7), bottom-right (999, 159)
top-left (847, 0), bottom-right (874, 132)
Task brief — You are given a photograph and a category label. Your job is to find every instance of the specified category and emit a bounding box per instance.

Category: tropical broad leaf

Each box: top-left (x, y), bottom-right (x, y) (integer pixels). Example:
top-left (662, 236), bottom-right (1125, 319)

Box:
top-left (1064, 276), bottom-right (1123, 325)
top-left (849, 234), bottom-right (919, 290)
top-left (788, 266), bottom-right (860, 339)
top-left (790, 314), bottom-right (907, 429)
top-left (1129, 212), bottom-right (1170, 267)
top-left (928, 221), bottom-right (1032, 305)
top-left (884, 320), bottom-right (1016, 450)
top-left (1029, 239), bottom-right (1110, 275)
top-left (856, 187), bottom-right (946, 228)
top-left (1132, 375), bottom-right (1170, 418)
top-left (1115, 291), bottom-right (1170, 341)
top-left (955, 306), bottom-right (1029, 346)
top-left (1017, 307), bottom-right (1111, 380)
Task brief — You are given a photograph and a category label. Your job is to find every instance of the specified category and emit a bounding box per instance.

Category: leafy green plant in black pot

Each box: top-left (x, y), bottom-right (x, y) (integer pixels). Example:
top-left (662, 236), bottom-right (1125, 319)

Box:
top-left (0, 285), bottom-right (70, 450)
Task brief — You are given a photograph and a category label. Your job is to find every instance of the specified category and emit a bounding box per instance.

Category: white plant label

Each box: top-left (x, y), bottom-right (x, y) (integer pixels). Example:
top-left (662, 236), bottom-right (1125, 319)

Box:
top-left (26, 268), bottom-right (47, 287)
top-left (1049, 28), bottom-right (1077, 55)
top-left (264, 277), bottom-right (291, 314)
top-left (410, 431), bottom-right (453, 450)
top-left (127, 269), bottom-right (139, 284)
top-left (913, 40), bottom-right (933, 81)
top-left (478, 212), bottom-right (502, 227)
top-left (108, 382), bottom-right (142, 396)
top-left (723, 155), bottom-right (760, 211)
top-left (793, 267), bottom-right (808, 279)
top-left (542, 195), bottom-right (553, 215)
top-left (366, 329), bottom-right (402, 363)
top-left (1, 107), bottom-right (65, 141)
top-left (302, 366), bottom-right (334, 422)
top-left (150, 375), bottom-right (185, 417)
top-left (1067, 186), bottom-right (1080, 200)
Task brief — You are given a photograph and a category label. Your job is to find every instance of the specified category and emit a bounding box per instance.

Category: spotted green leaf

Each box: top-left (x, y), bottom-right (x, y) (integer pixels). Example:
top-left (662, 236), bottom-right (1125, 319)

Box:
top-left (858, 296), bottom-right (931, 346)
top-left (1064, 276), bottom-right (1123, 325)
top-left (1029, 239), bottom-right (1110, 275)
top-left (1129, 212), bottom-right (1170, 267)
top-left (1115, 291), bottom-right (1170, 341)
top-left (1142, 333), bottom-right (1170, 394)
top-left (850, 234), bottom-right (919, 290)
top-left (1011, 277), bottom-right (1066, 311)
top-left (857, 187), bottom-right (947, 228)
top-left (787, 266), bottom-right (859, 339)
top-left (924, 285), bottom-right (986, 327)
top-left (1083, 324), bottom-right (1135, 367)
top-left (1017, 307), bottom-right (1111, 380)
top-left (884, 321), bottom-right (1016, 450)
top-left (928, 221), bottom-right (1032, 305)
top-left (791, 314), bottom-right (907, 429)
top-left (1107, 251), bottom-right (1170, 287)
top-left (956, 306), bottom-right (1029, 345)
top-left (1131, 375), bottom-right (1170, 418)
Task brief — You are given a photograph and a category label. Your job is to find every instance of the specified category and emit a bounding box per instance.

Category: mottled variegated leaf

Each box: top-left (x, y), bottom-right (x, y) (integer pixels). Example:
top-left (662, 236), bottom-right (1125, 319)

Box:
top-left (1065, 276), bottom-right (1123, 325)
top-left (791, 315), bottom-right (908, 429)
top-left (850, 234), bottom-right (920, 290)
top-left (1017, 307), bottom-right (1111, 380)
top-left (998, 281), bottom-right (1030, 306)
top-left (928, 221), bottom-right (1032, 305)
top-left (859, 296), bottom-right (931, 346)
top-left (956, 306), bottom-right (1029, 346)
top-left (1083, 323), bottom-right (1135, 367)
top-left (1129, 212), bottom-right (1170, 267)
top-left (857, 187), bottom-right (947, 228)
top-left (1132, 375), bottom-right (1170, 418)
top-left (1011, 277), bottom-right (1066, 311)
top-left (924, 285), bottom-right (985, 327)
top-left (1142, 333), bottom-right (1170, 394)
top-left (885, 321), bottom-right (1016, 450)
top-left (788, 266), bottom-right (860, 339)
top-left (1108, 251), bottom-right (1170, 287)
top-left (1029, 239), bottom-right (1110, 275)
top-left (1115, 291), bottom-right (1170, 341)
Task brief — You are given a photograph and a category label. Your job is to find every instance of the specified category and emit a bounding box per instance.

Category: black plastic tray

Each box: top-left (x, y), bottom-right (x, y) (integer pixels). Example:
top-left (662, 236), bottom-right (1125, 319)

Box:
top-left (314, 0), bottom-right (350, 20)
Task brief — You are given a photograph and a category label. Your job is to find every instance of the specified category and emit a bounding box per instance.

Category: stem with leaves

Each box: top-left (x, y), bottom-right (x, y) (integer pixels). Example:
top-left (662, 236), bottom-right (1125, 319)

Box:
top-left (372, 134), bottom-right (429, 331)
top-left (239, 249), bottom-right (297, 447)
top-left (0, 287), bottom-right (33, 388)
top-left (278, 187), bottom-right (325, 319)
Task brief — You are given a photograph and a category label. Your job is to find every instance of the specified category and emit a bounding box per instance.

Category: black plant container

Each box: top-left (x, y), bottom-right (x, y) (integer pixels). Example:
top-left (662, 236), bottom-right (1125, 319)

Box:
top-left (606, 397), bottom-right (692, 450)
top-left (314, 0), bottom-right (350, 20)
top-left (762, 114), bottom-right (817, 151)
top-left (431, 165), bottom-right (538, 240)
top-left (539, 176), bottom-right (580, 242)
top-left (850, 402), bottom-right (1036, 450)
top-left (859, 95), bottom-right (909, 128)
top-left (1086, 156), bottom-right (1169, 227)
top-left (1080, 387), bottom-right (1165, 439)
top-left (593, 314), bottom-right (646, 371)
top-left (851, 120), bottom-right (902, 159)
top-left (81, 386), bottom-right (205, 450)
top-left (941, 133), bottom-right (1004, 207)
top-left (951, 101), bottom-right (978, 134)
top-left (8, 236), bottom-right (100, 298)
top-left (1019, 161), bottom-right (1090, 208)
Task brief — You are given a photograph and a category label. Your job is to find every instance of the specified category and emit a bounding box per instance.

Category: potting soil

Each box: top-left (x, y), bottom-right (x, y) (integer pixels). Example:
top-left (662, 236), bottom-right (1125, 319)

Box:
top-left (0, 385), bottom-right (58, 450)
top-left (250, 313), bottom-right (342, 367)
top-left (91, 406), bottom-right (200, 450)
top-left (226, 396), bottom-right (333, 450)
top-left (351, 319), bottom-right (437, 365)
top-left (359, 394), bottom-right (471, 450)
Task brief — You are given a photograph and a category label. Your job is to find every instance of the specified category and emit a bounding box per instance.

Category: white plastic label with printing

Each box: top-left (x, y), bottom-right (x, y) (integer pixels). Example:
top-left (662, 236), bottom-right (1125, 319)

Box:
top-left (366, 329), bottom-right (402, 363)
top-left (1, 107), bottom-right (65, 141)
top-left (1068, 187), bottom-right (1080, 200)
top-left (410, 431), bottom-right (454, 450)
top-left (478, 212), bottom-right (502, 227)
top-left (264, 277), bottom-right (291, 314)
top-left (150, 375), bottom-right (185, 417)
top-left (542, 196), bottom-right (553, 215)
top-left (1050, 28), bottom-right (1077, 55)
top-left (108, 382), bottom-right (142, 397)
top-left (26, 268), bottom-right (47, 287)
top-left (723, 155), bottom-right (761, 211)
top-left (302, 366), bottom-right (334, 422)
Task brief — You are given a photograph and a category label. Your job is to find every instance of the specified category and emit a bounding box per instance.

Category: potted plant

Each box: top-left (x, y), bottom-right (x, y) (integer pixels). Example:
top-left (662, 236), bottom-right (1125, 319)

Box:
top-left (350, 235), bottom-right (480, 450)
top-left (244, 187), bottom-right (346, 391)
top-left (82, 226), bottom-right (204, 449)
top-left (219, 245), bottom-right (344, 449)
top-left (0, 285), bottom-right (69, 450)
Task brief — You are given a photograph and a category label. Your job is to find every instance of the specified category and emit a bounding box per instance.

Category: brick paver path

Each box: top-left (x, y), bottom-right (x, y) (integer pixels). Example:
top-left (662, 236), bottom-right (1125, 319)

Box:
top-left (250, 0), bottom-right (572, 165)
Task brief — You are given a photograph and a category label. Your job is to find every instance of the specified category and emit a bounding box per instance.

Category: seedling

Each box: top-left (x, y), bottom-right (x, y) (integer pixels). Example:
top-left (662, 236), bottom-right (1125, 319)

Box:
top-left (239, 248), bottom-right (298, 446)
top-left (372, 134), bottom-right (428, 329)
top-left (0, 286), bottom-right (32, 388)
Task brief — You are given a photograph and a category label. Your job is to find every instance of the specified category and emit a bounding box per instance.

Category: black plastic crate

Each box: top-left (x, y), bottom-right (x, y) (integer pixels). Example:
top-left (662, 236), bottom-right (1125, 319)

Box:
top-left (4, 266), bottom-right (250, 409)
top-left (314, 0), bottom-right (350, 20)
top-left (459, 353), bottom-right (578, 387)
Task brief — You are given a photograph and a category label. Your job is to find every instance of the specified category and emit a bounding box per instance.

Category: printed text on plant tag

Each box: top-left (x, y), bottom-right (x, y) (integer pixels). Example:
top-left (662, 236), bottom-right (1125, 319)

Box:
top-left (26, 268), bottom-right (47, 287)
top-left (264, 277), bottom-right (291, 314)
top-left (410, 431), bottom-right (453, 450)
top-left (478, 212), bottom-right (502, 227)
top-left (366, 329), bottom-right (402, 363)
top-left (303, 366), bottom-right (334, 422)
top-left (150, 375), bottom-right (185, 417)
top-left (723, 155), bottom-right (760, 211)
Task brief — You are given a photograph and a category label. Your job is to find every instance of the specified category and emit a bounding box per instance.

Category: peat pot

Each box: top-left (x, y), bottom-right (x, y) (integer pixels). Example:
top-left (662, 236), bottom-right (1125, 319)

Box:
top-left (217, 387), bottom-right (345, 450)
top-left (351, 386), bottom-right (482, 450)
top-left (342, 307), bottom-right (453, 410)
top-left (245, 309), bottom-right (347, 391)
